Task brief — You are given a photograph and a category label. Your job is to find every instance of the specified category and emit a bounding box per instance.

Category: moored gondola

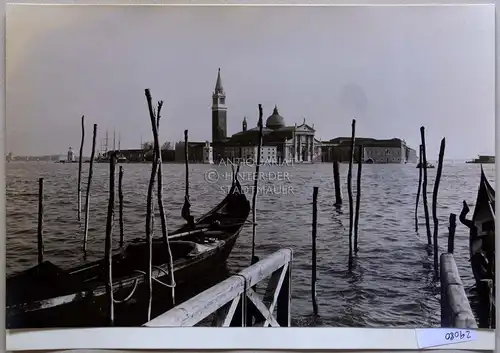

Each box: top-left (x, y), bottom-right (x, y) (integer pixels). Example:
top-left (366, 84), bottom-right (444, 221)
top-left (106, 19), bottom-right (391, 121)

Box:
top-left (460, 166), bottom-right (495, 327)
top-left (6, 178), bottom-right (250, 329)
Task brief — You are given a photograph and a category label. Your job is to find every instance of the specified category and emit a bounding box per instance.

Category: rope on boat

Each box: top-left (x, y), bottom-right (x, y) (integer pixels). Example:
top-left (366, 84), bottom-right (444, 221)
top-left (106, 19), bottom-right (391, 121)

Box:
top-left (134, 268), bottom-right (177, 289)
top-left (112, 278), bottom-right (140, 304)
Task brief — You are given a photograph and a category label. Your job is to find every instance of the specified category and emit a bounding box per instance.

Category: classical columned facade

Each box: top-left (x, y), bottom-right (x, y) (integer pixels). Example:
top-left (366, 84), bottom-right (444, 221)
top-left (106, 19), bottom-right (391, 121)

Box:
top-left (283, 122), bottom-right (317, 163)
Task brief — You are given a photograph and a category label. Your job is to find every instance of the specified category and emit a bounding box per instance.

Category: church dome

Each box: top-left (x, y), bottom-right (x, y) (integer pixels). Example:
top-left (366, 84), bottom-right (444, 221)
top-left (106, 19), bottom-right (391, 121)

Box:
top-left (266, 105), bottom-right (285, 129)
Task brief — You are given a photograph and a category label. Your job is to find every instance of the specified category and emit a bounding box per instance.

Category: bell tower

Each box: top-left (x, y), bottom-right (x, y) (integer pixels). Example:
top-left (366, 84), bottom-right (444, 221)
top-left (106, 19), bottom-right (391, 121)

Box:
top-left (212, 68), bottom-right (227, 143)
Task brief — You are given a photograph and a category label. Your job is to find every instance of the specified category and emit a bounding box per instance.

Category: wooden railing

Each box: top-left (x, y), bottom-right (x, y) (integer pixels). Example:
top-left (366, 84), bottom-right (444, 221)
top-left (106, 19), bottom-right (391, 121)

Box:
top-left (440, 253), bottom-right (478, 328)
top-left (144, 248), bottom-right (292, 327)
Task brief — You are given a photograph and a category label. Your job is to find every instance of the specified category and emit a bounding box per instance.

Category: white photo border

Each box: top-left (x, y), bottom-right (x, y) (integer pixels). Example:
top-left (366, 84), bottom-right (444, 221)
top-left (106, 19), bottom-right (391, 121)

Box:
top-left (2, 2), bottom-right (498, 352)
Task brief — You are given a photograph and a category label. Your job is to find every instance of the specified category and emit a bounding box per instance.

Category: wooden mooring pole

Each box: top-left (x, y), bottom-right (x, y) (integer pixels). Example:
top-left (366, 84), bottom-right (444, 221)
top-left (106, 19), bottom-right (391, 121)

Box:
top-left (333, 161), bottom-right (342, 206)
top-left (420, 127), bottom-right (432, 247)
top-left (105, 152), bottom-right (116, 326)
top-left (37, 177), bottom-right (44, 264)
top-left (77, 115), bottom-right (85, 221)
top-left (181, 129), bottom-right (194, 229)
top-left (144, 89), bottom-right (162, 320)
top-left (83, 123), bottom-right (97, 255)
top-left (414, 144), bottom-right (423, 232)
top-left (118, 166), bottom-right (124, 248)
top-left (250, 104), bottom-right (264, 265)
top-left (432, 138), bottom-right (446, 279)
top-left (447, 213), bottom-right (456, 254)
top-left (156, 105), bottom-right (169, 245)
top-left (354, 145), bottom-right (363, 253)
top-left (156, 104), bottom-right (175, 305)
top-left (347, 119), bottom-right (356, 270)
top-left (311, 187), bottom-right (319, 316)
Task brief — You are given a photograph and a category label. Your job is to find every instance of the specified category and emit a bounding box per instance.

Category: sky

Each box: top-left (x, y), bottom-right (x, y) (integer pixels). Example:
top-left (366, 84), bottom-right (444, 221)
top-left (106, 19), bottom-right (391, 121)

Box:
top-left (6, 4), bottom-right (495, 159)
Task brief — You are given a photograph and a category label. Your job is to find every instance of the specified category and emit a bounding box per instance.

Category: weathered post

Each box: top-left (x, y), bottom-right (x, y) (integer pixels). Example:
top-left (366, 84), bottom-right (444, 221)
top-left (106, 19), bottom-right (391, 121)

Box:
top-left (181, 129), bottom-right (194, 229)
top-left (77, 115), bottom-right (85, 221)
top-left (432, 138), bottom-right (446, 279)
top-left (250, 104), bottom-right (264, 265)
top-left (154, 101), bottom-right (175, 305)
top-left (354, 145), bottom-right (363, 253)
top-left (347, 119), bottom-right (356, 270)
top-left (333, 161), bottom-right (342, 206)
top-left (118, 166), bottom-right (124, 248)
top-left (420, 127), bottom-right (432, 247)
top-left (37, 177), bottom-right (44, 264)
top-left (83, 123), bottom-right (97, 255)
top-left (104, 152), bottom-right (117, 326)
top-left (311, 187), bottom-right (319, 315)
top-left (415, 144), bottom-right (423, 232)
top-left (447, 213), bottom-right (456, 254)
top-left (144, 89), bottom-right (162, 319)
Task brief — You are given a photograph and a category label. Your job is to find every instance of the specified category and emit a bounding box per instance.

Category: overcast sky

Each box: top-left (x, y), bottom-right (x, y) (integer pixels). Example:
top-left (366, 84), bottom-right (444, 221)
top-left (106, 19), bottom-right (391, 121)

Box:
top-left (6, 4), bottom-right (495, 159)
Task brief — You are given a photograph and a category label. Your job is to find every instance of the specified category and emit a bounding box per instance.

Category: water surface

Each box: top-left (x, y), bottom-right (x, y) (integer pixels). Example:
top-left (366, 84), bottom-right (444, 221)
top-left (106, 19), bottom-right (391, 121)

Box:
top-left (6, 161), bottom-right (494, 327)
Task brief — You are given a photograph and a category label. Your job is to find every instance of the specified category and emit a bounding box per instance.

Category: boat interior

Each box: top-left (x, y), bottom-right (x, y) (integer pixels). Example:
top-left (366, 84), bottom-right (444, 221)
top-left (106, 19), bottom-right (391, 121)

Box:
top-left (7, 190), bottom-right (251, 308)
top-left (6, 240), bottom-right (199, 307)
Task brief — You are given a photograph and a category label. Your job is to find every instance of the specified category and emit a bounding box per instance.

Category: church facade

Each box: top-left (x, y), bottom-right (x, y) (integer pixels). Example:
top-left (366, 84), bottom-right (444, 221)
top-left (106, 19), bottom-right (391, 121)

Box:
top-left (208, 69), bottom-right (321, 164)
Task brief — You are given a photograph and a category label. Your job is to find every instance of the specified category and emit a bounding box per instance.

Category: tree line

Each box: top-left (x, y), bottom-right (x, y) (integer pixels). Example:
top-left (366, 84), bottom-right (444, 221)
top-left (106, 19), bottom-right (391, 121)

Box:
top-left (141, 141), bottom-right (185, 151)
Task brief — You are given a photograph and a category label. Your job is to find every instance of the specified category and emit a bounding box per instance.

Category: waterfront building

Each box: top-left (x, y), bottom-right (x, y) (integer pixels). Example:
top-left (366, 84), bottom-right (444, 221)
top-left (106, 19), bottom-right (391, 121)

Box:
top-left (67, 147), bottom-right (76, 162)
top-left (321, 137), bottom-right (417, 164)
top-left (466, 155), bottom-right (495, 164)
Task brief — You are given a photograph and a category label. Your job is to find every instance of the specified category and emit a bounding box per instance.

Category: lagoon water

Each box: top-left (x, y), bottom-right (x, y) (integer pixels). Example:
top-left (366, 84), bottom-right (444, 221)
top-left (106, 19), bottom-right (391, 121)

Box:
top-left (6, 161), bottom-right (495, 327)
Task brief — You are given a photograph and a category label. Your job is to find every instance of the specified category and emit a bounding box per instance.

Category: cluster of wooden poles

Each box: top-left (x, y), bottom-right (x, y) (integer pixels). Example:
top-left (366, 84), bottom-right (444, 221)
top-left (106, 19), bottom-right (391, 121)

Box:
top-left (310, 118), bottom-right (363, 316)
top-left (33, 94), bottom-right (270, 326)
top-left (307, 123), bottom-right (453, 317)
top-left (414, 126), bottom-right (447, 279)
top-left (34, 89), bottom-right (183, 325)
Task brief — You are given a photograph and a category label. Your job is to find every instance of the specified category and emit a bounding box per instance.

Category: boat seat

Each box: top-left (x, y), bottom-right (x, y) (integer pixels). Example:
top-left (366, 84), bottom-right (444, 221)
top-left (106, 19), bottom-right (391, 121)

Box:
top-left (202, 230), bottom-right (227, 239)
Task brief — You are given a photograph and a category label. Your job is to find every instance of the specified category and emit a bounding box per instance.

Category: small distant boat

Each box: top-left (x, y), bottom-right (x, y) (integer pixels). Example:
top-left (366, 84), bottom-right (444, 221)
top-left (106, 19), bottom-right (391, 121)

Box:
top-left (6, 179), bottom-right (251, 328)
top-left (416, 161), bottom-right (435, 169)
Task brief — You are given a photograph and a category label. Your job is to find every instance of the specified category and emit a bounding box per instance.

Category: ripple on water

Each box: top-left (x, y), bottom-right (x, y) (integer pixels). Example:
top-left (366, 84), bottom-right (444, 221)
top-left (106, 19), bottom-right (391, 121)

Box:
top-left (5, 161), bottom-right (494, 327)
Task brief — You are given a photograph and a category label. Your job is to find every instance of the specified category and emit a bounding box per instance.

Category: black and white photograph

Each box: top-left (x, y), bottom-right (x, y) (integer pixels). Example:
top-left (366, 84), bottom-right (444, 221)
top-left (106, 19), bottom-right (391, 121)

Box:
top-left (5, 4), bottom-right (495, 330)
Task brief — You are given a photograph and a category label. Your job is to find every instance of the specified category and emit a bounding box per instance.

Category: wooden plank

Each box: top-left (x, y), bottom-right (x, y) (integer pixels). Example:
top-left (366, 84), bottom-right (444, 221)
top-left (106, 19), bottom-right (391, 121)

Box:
top-left (440, 253), bottom-right (477, 328)
top-left (145, 275), bottom-right (245, 327)
top-left (246, 289), bottom-right (280, 327)
top-left (221, 296), bottom-right (241, 327)
top-left (276, 261), bottom-right (292, 327)
top-left (238, 248), bottom-right (292, 288)
top-left (263, 263), bottom-right (289, 327)
top-left (144, 248), bottom-right (292, 327)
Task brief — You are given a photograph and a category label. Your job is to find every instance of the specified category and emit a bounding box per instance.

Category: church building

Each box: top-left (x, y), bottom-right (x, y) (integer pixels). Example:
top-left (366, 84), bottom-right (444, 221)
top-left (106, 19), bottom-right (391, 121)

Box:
top-left (207, 69), bottom-right (321, 164)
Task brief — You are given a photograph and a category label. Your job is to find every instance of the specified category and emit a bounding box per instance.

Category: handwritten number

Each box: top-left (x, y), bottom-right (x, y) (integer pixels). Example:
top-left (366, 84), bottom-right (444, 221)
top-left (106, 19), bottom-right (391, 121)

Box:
top-left (445, 330), bottom-right (472, 341)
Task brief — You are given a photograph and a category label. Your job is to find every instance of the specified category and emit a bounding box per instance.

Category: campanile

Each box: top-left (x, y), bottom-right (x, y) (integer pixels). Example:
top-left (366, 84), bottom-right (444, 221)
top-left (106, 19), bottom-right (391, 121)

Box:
top-left (212, 68), bottom-right (227, 143)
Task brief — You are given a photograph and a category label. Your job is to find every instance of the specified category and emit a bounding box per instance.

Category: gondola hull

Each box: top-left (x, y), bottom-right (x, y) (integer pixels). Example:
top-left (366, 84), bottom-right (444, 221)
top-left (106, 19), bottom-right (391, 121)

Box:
top-left (468, 166), bottom-right (495, 327)
top-left (7, 188), bottom-right (250, 329)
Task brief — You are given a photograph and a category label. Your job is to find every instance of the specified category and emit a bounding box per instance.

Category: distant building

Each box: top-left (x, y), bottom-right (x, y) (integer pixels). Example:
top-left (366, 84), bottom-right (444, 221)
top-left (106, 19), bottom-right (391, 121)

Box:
top-left (102, 148), bottom-right (175, 163)
top-left (466, 155), bottom-right (495, 164)
top-left (67, 147), bottom-right (76, 162)
top-left (321, 137), bottom-right (417, 164)
top-left (176, 142), bottom-right (213, 164)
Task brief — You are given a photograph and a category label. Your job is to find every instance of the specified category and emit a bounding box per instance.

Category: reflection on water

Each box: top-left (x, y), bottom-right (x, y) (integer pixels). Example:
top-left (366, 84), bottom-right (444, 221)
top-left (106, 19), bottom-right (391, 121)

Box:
top-left (6, 161), bottom-right (494, 327)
